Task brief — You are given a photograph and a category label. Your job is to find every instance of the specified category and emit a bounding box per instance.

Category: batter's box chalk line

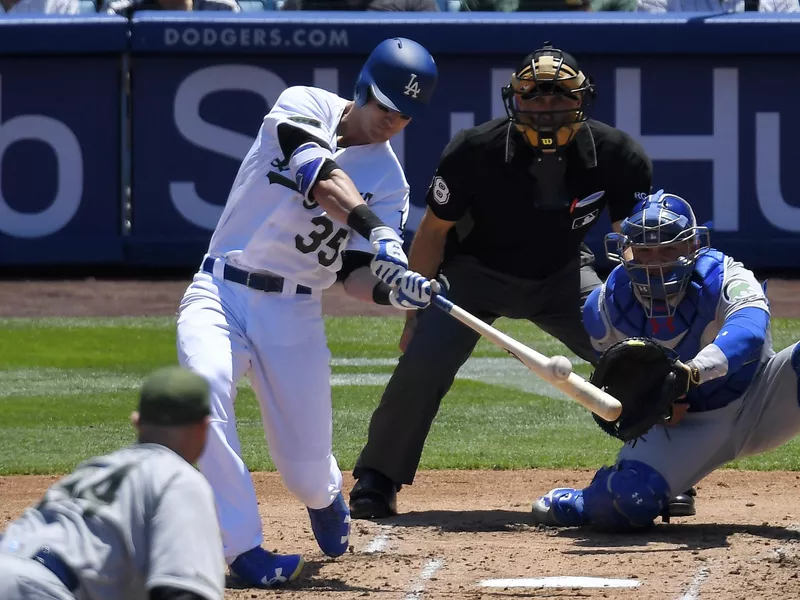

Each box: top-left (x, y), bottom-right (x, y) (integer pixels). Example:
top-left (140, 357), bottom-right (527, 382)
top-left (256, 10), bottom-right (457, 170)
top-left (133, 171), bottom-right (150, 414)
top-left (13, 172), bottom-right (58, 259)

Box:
top-left (363, 525), bottom-right (393, 554)
top-left (478, 576), bottom-right (640, 589)
top-left (404, 558), bottom-right (444, 600)
top-left (677, 566), bottom-right (710, 600)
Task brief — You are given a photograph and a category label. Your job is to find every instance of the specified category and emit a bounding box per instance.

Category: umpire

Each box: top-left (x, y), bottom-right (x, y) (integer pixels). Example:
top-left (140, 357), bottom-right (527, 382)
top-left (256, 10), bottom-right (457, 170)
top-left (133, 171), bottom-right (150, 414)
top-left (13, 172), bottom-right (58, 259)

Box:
top-left (349, 42), bottom-right (695, 520)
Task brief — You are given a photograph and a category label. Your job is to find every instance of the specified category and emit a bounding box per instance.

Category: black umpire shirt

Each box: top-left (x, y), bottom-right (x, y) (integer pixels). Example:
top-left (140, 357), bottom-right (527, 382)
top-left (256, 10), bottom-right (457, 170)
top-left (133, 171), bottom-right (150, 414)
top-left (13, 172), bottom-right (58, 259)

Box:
top-left (426, 118), bottom-right (653, 280)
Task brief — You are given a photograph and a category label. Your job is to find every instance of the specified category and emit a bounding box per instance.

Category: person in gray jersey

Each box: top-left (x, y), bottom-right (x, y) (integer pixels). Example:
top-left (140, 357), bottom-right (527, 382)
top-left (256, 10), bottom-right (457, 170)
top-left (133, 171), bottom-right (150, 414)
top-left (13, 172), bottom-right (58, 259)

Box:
top-left (0, 366), bottom-right (225, 600)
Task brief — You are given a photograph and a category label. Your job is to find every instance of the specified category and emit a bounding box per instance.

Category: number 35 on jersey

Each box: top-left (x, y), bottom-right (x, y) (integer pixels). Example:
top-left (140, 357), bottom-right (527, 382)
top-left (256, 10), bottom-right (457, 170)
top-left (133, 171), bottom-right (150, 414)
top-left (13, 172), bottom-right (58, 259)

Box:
top-left (295, 215), bottom-right (350, 268)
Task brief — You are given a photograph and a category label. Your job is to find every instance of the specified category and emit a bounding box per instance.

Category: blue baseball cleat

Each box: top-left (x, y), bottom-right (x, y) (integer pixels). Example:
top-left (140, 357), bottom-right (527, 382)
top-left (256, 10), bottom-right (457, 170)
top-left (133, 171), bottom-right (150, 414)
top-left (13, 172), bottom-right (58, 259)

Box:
top-left (229, 546), bottom-right (304, 588)
top-left (307, 491), bottom-right (351, 557)
top-left (531, 487), bottom-right (588, 527)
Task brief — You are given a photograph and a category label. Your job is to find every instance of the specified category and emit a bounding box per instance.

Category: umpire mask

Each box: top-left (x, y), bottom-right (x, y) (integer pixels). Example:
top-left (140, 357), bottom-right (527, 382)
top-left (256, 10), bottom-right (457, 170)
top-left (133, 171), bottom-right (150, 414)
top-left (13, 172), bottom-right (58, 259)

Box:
top-left (502, 43), bottom-right (595, 155)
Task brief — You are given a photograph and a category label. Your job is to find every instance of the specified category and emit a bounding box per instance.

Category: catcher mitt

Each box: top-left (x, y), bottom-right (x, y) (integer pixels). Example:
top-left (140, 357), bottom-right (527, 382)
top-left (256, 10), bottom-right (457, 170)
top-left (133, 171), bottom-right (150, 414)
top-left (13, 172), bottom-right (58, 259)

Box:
top-left (589, 337), bottom-right (697, 443)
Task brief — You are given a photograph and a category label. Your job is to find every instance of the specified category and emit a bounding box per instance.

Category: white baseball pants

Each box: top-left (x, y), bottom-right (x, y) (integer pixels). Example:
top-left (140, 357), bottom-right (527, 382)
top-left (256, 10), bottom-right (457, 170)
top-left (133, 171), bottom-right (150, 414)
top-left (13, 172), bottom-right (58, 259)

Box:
top-left (176, 267), bottom-right (342, 563)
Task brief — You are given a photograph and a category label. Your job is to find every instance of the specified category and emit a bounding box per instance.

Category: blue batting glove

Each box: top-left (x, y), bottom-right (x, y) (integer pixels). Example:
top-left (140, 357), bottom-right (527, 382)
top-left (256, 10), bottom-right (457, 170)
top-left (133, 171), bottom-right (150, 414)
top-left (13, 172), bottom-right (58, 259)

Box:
top-left (389, 271), bottom-right (432, 311)
top-left (370, 226), bottom-right (408, 287)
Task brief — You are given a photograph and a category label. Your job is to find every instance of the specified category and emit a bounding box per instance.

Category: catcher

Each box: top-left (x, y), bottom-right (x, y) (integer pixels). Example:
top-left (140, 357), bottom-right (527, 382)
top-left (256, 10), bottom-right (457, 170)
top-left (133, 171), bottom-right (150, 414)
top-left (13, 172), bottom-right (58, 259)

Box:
top-left (531, 189), bottom-right (800, 531)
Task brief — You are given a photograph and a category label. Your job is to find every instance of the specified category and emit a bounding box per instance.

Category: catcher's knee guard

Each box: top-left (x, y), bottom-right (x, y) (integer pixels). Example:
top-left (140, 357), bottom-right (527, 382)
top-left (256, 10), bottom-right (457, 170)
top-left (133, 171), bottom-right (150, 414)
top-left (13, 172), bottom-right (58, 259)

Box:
top-left (583, 460), bottom-right (670, 531)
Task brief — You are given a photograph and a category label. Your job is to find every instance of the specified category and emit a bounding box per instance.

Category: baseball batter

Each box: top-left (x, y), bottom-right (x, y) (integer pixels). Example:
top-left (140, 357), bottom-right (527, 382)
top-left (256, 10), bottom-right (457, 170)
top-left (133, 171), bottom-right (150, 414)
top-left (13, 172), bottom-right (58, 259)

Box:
top-left (0, 367), bottom-right (224, 600)
top-left (176, 37), bottom-right (438, 587)
top-left (531, 189), bottom-right (800, 531)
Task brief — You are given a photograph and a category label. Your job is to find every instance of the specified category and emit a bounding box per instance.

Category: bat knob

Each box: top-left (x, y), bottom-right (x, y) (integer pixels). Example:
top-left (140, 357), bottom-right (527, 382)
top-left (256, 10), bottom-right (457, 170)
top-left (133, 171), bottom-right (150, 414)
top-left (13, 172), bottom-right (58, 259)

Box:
top-left (430, 279), bottom-right (443, 295)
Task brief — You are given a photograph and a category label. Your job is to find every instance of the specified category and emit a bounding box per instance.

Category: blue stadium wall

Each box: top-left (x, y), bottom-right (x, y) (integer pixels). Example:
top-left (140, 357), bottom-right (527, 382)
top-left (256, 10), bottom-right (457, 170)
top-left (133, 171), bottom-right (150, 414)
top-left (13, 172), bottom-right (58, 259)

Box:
top-left (2, 13), bottom-right (799, 270)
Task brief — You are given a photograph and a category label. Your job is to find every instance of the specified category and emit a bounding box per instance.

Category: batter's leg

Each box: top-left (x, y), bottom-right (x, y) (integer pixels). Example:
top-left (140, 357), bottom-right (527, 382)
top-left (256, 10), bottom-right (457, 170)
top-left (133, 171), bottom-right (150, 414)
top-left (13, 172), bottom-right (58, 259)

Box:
top-left (246, 295), bottom-right (348, 557)
top-left (246, 295), bottom-right (342, 509)
top-left (176, 276), bottom-right (256, 564)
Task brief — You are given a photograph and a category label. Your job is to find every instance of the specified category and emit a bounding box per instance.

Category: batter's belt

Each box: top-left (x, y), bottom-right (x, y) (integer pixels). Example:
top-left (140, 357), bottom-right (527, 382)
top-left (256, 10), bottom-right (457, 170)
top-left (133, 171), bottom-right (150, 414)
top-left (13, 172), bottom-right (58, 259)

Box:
top-left (202, 257), bottom-right (312, 295)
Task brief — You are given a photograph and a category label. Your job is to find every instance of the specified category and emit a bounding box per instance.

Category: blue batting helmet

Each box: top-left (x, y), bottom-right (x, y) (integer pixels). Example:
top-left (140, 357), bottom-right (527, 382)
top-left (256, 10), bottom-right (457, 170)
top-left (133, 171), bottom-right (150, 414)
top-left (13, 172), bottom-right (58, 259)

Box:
top-left (354, 37), bottom-right (438, 119)
top-left (605, 190), bottom-right (710, 317)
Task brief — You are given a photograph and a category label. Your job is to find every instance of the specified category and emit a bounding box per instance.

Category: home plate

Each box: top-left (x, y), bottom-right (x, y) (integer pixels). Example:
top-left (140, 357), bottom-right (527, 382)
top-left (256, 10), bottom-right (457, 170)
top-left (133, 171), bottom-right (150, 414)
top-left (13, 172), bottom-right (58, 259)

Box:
top-left (479, 576), bottom-right (640, 589)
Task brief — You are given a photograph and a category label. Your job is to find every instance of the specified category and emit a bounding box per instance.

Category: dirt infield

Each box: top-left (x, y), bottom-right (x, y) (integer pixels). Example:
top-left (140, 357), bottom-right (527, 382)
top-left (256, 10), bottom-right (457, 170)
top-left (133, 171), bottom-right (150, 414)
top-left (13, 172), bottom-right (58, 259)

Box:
top-left (2, 277), bottom-right (800, 598)
top-left (2, 471), bottom-right (800, 599)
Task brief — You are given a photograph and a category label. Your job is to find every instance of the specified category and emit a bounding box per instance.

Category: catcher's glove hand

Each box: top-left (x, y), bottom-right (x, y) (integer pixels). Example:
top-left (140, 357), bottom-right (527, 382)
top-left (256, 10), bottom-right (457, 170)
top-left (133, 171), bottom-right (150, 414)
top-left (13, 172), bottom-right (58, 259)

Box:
top-left (589, 337), bottom-right (700, 443)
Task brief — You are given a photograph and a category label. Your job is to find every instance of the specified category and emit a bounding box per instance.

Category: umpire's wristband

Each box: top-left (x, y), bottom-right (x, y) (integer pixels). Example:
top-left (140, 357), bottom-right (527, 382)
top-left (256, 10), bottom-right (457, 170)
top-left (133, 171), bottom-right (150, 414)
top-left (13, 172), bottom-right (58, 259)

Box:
top-left (348, 204), bottom-right (387, 240)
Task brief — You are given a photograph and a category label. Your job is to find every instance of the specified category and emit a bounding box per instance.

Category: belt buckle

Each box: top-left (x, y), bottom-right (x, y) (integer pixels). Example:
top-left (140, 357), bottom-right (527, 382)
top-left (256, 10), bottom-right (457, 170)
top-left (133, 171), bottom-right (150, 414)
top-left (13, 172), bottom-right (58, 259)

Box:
top-left (245, 272), bottom-right (253, 288)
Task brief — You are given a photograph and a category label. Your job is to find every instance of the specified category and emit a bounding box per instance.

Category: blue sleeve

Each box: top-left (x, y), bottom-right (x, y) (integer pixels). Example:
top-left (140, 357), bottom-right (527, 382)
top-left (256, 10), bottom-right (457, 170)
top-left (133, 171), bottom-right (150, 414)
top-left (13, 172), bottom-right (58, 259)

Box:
top-left (582, 286), bottom-right (607, 342)
top-left (714, 307), bottom-right (769, 372)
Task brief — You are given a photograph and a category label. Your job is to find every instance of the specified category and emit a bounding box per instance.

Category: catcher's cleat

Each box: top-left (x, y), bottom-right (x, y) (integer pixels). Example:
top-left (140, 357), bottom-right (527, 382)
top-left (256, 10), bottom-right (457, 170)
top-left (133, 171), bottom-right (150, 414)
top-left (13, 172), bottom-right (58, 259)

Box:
top-left (229, 546), bottom-right (304, 588)
top-left (349, 469), bottom-right (398, 520)
top-left (663, 487), bottom-right (697, 522)
top-left (531, 488), bottom-right (588, 527)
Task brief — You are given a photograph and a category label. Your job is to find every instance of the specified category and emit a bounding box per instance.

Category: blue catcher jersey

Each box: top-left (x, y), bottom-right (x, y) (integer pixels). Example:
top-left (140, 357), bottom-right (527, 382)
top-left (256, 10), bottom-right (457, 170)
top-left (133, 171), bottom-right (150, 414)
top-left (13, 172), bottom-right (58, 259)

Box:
top-left (584, 250), bottom-right (773, 411)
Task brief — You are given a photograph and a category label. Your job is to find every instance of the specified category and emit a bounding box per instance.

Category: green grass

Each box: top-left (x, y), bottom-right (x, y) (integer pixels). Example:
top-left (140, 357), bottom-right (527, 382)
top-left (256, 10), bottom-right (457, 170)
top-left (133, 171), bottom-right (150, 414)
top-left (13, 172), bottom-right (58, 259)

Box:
top-left (1, 316), bottom-right (799, 475)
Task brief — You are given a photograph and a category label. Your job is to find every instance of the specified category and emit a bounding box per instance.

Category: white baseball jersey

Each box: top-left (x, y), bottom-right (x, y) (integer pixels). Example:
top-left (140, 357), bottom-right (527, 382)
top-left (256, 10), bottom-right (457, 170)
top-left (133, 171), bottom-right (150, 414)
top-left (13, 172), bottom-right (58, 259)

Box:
top-left (0, 444), bottom-right (224, 600)
top-left (208, 86), bottom-right (410, 290)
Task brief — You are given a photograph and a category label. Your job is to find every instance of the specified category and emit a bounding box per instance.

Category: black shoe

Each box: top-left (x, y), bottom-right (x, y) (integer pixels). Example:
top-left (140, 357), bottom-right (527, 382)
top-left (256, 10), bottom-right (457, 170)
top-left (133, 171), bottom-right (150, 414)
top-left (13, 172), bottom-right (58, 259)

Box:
top-left (349, 469), bottom-right (398, 520)
top-left (666, 487), bottom-right (697, 521)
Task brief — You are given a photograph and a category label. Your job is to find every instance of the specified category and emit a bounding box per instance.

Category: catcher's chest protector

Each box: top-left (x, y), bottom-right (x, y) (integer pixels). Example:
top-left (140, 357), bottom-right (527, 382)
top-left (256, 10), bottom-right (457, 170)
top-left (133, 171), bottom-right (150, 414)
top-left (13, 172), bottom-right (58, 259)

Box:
top-left (604, 251), bottom-right (726, 363)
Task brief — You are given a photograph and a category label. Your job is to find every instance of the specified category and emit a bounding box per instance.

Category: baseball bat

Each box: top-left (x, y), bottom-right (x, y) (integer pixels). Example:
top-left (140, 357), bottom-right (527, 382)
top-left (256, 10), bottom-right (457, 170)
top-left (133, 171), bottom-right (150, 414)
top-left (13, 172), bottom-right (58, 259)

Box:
top-left (430, 292), bottom-right (622, 422)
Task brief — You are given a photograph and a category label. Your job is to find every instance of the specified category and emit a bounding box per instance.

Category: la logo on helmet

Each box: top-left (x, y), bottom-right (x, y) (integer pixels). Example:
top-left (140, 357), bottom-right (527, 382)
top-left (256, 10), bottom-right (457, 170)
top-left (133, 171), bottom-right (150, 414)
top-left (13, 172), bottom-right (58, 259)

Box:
top-left (404, 73), bottom-right (421, 98)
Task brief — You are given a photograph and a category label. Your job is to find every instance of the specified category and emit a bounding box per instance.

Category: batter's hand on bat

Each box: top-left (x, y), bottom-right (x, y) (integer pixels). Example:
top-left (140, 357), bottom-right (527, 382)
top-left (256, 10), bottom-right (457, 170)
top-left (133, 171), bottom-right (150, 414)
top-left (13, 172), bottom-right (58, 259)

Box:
top-left (397, 276), bottom-right (446, 352)
top-left (369, 226), bottom-right (408, 286)
top-left (389, 271), bottom-right (432, 311)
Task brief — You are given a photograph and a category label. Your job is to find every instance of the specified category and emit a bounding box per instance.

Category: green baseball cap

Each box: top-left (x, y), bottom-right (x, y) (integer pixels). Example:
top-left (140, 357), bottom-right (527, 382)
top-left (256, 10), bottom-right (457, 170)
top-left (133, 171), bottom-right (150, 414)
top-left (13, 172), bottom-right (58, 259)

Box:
top-left (138, 367), bottom-right (210, 426)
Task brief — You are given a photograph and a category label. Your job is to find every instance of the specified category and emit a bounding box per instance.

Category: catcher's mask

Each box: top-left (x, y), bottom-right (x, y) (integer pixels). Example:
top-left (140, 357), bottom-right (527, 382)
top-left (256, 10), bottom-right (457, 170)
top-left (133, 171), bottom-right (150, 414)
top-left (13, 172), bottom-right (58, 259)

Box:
top-left (605, 190), bottom-right (710, 318)
top-left (501, 42), bottom-right (595, 154)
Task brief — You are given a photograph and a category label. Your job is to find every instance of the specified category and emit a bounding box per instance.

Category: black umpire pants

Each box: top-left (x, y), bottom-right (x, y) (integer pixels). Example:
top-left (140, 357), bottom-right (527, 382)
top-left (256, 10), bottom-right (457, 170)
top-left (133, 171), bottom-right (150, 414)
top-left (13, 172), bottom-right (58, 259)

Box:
top-left (353, 249), bottom-right (602, 486)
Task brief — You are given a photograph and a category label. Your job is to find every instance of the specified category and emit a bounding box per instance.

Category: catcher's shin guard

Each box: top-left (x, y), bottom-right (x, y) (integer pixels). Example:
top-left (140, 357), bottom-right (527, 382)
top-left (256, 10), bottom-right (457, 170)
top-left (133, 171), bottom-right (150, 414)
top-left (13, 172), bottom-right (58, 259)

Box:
top-left (583, 460), bottom-right (670, 531)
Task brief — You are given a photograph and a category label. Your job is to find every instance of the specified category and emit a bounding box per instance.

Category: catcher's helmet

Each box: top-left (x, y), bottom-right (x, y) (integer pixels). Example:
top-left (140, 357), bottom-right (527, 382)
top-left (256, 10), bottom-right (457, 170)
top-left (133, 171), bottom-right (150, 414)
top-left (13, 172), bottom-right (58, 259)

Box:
top-left (605, 190), bottom-right (710, 317)
top-left (501, 42), bottom-right (595, 153)
top-left (354, 37), bottom-right (438, 120)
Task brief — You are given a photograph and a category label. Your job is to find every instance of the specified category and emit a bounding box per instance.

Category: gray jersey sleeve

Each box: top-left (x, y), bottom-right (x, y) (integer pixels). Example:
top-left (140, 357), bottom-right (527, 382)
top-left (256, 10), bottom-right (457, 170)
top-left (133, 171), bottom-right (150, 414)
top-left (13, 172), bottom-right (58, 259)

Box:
top-left (146, 467), bottom-right (225, 600)
top-left (719, 257), bottom-right (770, 320)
